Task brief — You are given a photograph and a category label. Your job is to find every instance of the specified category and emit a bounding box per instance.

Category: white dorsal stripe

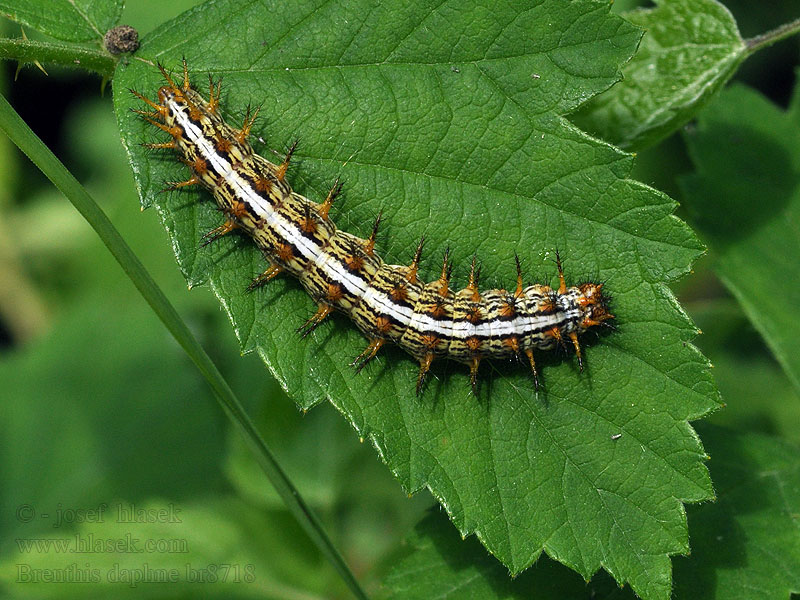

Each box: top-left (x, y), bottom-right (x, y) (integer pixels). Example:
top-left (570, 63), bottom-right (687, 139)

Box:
top-left (172, 100), bottom-right (576, 340)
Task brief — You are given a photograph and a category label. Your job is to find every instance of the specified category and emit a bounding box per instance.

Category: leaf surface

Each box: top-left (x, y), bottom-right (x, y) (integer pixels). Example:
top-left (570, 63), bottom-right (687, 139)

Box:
top-left (386, 424), bottom-right (800, 600)
top-left (0, 0), bottom-right (122, 43)
top-left (689, 301), bottom-right (800, 445)
top-left (680, 82), bottom-right (800, 392)
top-left (115, 1), bottom-right (719, 597)
top-left (573, 0), bottom-right (745, 150)
top-left (672, 424), bottom-right (800, 599)
top-left (385, 510), bottom-right (618, 599)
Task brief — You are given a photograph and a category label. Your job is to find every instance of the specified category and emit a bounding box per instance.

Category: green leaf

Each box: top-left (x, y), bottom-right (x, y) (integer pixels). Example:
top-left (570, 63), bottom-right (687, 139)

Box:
top-left (0, 299), bottom-right (230, 523)
top-left (0, 497), bottom-right (339, 599)
top-left (115, 1), bottom-right (719, 597)
top-left (0, 0), bottom-right (123, 43)
top-left (680, 82), bottom-right (800, 393)
top-left (386, 424), bottom-right (800, 600)
top-left (672, 424), bottom-right (800, 599)
top-left (224, 398), bottom-right (433, 587)
top-left (385, 510), bottom-right (620, 599)
top-left (689, 300), bottom-right (800, 445)
top-left (572, 0), bottom-right (746, 150)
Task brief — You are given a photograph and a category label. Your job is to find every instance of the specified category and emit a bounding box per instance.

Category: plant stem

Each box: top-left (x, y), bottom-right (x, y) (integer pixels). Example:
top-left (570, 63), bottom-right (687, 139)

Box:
top-left (0, 37), bottom-right (116, 78)
top-left (745, 17), bottom-right (800, 56)
top-left (0, 93), bottom-right (369, 600)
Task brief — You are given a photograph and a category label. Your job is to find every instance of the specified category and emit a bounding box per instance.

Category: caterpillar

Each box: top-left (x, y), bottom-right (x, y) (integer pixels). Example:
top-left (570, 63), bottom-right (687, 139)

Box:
top-left (132, 61), bottom-right (614, 394)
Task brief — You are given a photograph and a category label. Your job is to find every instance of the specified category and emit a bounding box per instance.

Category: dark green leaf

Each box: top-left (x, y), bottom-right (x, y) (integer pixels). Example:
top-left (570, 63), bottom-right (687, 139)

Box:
top-left (385, 510), bottom-right (619, 600)
top-left (115, 1), bottom-right (718, 597)
top-left (672, 424), bottom-right (800, 599)
top-left (386, 424), bottom-right (800, 600)
top-left (0, 0), bottom-right (123, 43)
top-left (680, 82), bottom-right (800, 392)
top-left (689, 300), bottom-right (800, 444)
top-left (573, 0), bottom-right (746, 150)
top-left (224, 398), bottom-right (433, 590)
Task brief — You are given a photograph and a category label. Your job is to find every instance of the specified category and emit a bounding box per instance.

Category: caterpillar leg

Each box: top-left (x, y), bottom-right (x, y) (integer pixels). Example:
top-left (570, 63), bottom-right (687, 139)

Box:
top-left (297, 303), bottom-right (333, 338)
top-left (236, 103), bottom-right (261, 145)
top-left (201, 200), bottom-right (248, 246)
top-left (142, 140), bottom-right (176, 150)
top-left (275, 139), bottom-right (299, 181)
top-left (207, 74), bottom-right (222, 113)
top-left (319, 178), bottom-right (342, 219)
top-left (555, 248), bottom-right (567, 294)
top-left (180, 57), bottom-right (191, 91)
top-left (130, 88), bottom-right (167, 116)
top-left (164, 175), bottom-right (200, 191)
top-left (569, 331), bottom-right (583, 371)
top-left (467, 255), bottom-right (481, 299)
top-left (469, 355), bottom-right (481, 395)
top-left (352, 338), bottom-right (385, 373)
top-left (524, 348), bottom-right (540, 390)
top-left (247, 263), bottom-right (283, 291)
top-left (436, 248), bottom-right (452, 296)
top-left (514, 253), bottom-right (524, 297)
top-left (416, 353), bottom-right (434, 396)
top-left (364, 212), bottom-right (382, 255)
top-left (545, 325), bottom-right (569, 358)
top-left (201, 219), bottom-right (238, 246)
top-left (406, 237), bottom-right (425, 283)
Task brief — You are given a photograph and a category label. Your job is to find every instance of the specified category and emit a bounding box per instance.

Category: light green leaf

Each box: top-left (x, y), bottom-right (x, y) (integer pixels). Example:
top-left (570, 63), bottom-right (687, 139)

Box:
top-left (0, 0), bottom-right (123, 43)
top-left (688, 300), bottom-right (800, 445)
top-left (115, 1), bottom-right (719, 598)
top-left (386, 424), bottom-right (800, 600)
top-left (0, 299), bottom-right (230, 523)
top-left (680, 82), bottom-right (800, 392)
top-left (0, 497), bottom-right (337, 599)
top-left (573, 0), bottom-right (745, 150)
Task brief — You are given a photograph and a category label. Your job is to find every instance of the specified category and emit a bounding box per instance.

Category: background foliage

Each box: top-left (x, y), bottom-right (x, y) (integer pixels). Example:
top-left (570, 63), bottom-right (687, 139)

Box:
top-left (0, 0), bottom-right (798, 599)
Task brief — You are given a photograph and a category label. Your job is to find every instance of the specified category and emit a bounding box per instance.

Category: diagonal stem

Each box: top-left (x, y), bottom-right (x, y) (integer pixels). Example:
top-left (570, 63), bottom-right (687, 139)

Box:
top-left (0, 92), bottom-right (369, 600)
top-left (0, 37), bottom-right (116, 78)
top-left (744, 17), bottom-right (800, 57)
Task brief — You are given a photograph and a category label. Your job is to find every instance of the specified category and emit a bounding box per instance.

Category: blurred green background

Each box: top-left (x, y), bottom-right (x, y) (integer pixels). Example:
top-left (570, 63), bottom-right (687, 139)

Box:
top-left (0, 0), bottom-right (798, 598)
top-left (0, 2), bottom-right (431, 598)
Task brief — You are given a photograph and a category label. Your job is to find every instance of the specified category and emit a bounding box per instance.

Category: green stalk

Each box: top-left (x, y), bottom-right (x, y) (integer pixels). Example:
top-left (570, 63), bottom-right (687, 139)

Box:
top-left (745, 17), bottom-right (800, 57)
top-left (0, 92), bottom-right (369, 600)
top-left (0, 38), bottom-right (115, 78)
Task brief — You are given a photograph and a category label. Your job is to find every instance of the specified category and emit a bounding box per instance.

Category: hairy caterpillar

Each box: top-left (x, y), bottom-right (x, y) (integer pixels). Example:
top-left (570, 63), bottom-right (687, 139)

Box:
top-left (132, 61), bottom-right (614, 394)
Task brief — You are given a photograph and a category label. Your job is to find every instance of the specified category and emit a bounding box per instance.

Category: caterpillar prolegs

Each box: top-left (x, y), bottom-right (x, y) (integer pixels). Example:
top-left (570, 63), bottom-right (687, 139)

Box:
top-left (132, 61), bottom-right (614, 394)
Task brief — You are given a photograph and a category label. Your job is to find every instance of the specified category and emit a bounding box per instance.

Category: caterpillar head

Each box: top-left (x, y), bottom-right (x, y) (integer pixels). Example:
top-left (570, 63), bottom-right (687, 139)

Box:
top-left (576, 283), bottom-right (614, 332)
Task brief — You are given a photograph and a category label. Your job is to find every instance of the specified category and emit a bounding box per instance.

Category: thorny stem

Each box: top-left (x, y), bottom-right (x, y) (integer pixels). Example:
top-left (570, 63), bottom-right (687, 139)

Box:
top-left (0, 37), bottom-right (116, 79)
